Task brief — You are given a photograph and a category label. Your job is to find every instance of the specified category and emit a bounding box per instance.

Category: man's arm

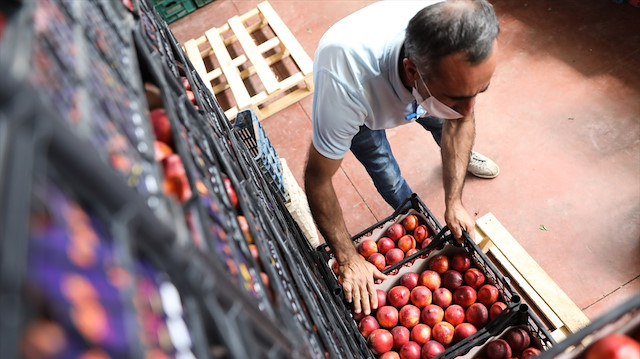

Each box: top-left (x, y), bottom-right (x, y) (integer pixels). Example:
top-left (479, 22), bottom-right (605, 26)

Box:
top-left (441, 113), bottom-right (477, 241)
top-left (304, 144), bottom-right (387, 315)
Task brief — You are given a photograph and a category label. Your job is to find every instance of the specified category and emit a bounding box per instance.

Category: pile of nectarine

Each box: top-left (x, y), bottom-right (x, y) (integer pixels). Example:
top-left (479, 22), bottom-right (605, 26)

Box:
top-left (357, 251), bottom-right (509, 359)
top-left (473, 327), bottom-right (541, 359)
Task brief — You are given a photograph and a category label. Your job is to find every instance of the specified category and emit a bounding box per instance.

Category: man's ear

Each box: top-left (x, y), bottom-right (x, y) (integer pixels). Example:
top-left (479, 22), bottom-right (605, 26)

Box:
top-left (403, 58), bottom-right (419, 86)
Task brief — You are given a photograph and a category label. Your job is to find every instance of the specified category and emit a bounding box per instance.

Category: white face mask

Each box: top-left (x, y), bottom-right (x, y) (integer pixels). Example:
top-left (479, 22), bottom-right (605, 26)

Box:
top-left (412, 72), bottom-right (462, 120)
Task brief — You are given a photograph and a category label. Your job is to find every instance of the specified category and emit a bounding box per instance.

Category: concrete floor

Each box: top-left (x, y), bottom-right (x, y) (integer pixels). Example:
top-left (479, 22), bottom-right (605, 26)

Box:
top-left (169, 0), bottom-right (640, 323)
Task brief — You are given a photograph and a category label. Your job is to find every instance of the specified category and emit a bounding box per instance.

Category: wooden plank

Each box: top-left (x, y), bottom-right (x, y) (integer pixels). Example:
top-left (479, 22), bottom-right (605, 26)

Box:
top-left (205, 27), bottom-right (251, 110)
top-left (475, 213), bottom-right (591, 333)
top-left (184, 39), bottom-right (214, 94)
top-left (257, 1), bottom-right (313, 75)
top-left (228, 15), bottom-right (280, 94)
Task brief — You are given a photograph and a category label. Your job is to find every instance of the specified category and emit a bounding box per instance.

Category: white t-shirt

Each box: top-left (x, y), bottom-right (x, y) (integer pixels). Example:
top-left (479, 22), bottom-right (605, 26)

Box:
top-left (312, 1), bottom-right (444, 160)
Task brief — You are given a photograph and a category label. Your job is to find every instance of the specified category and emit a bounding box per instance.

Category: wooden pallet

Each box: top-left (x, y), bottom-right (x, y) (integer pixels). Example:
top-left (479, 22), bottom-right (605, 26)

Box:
top-left (183, 1), bottom-right (313, 122)
top-left (473, 213), bottom-right (591, 342)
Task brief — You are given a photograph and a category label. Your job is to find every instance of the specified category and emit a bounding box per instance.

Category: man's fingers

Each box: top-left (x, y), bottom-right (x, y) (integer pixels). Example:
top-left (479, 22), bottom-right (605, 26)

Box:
top-left (352, 289), bottom-right (362, 314)
top-left (367, 280), bottom-right (378, 310)
top-left (360, 286), bottom-right (371, 315)
top-left (343, 282), bottom-right (353, 304)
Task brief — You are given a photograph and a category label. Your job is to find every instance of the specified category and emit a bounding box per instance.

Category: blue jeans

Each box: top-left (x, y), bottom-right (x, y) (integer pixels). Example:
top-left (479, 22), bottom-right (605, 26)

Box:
top-left (350, 115), bottom-right (443, 209)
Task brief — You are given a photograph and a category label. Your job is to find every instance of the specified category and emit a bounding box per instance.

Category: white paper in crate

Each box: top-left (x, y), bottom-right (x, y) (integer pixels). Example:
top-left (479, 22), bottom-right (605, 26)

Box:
top-left (280, 158), bottom-right (320, 248)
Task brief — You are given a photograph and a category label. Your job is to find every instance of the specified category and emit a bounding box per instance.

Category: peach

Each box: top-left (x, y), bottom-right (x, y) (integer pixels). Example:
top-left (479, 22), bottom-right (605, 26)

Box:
top-left (521, 347), bottom-right (541, 359)
top-left (358, 315), bottom-right (379, 338)
top-left (376, 306), bottom-right (399, 329)
top-left (377, 237), bottom-right (396, 255)
top-left (421, 340), bottom-right (445, 359)
top-left (380, 351), bottom-right (400, 359)
top-left (358, 239), bottom-right (378, 258)
top-left (390, 326), bottom-right (410, 350)
top-left (418, 270), bottom-right (441, 291)
top-left (368, 252), bottom-right (386, 271)
top-left (353, 309), bottom-right (365, 322)
top-left (420, 237), bottom-right (433, 249)
top-left (397, 235), bottom-right (416, 253)
top-left (432, 321), bottom-right (455, 346)
top-left (485, 339), bottom-right (512, 359)
top-left (444, 304), bottom-right (466, 326)
top-left (451, 252), bottom-right (472, 273)
top-left (409, 286), bottom-right (432, 308)
top-left (413, 224), bottom-right (429, 243)
top-left (369, 328), bottom-right (394, 355)
top-left (386, 223), bottom-right (405, 241)
top-left (377, 289), bottom-right (388, 308)
top-left (454, 322), bottom-right (477, 343)
top-left (402, 214), bottom-right (419, 232)
top-left (477, 284), bottom-right (500, 306)
top-left (420, 304), bottom-right (444, 327)
top-left (388, 286), bottom-right (411, 308)
top-left (405, 248), bottom-right (419, 262)
top-left (453, 286), bottom-right (477, 308)
top-left (441, 270), bottom-right (463, 291)
top-left (400, 272), bottom-right (419, 291)
top-left (410, 323), bottom-right (431, 345)
top-left (489, 301), bottom-right (507, 321)
top-left (505, 327), bottom-right (531, 353)
top-left (432, 287), bottom-right (453, 309)
top-left (398, 305), bottom-right (421, 329)
top-left (464, 268), bottom-right (485, 289)
top-left (466, 302), bottom-right (489, 328)
top-left (428, 254), bottom-right (449, 274)
top-left (385, 248), bottom-right (405, 266)
top-left (399, 341), bottom-right (421, 359)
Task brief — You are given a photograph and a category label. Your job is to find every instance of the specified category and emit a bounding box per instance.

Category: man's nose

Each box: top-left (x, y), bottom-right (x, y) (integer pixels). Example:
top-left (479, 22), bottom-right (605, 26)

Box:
top-left (455, 98), bottom-right (475, 117)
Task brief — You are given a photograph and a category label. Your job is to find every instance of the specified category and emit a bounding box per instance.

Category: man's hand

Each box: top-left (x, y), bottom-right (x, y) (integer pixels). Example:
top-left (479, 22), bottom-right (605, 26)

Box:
top-left (444, 201), bottom-right (476, 243)
top-left (339, 255), bottom-right (388, 315)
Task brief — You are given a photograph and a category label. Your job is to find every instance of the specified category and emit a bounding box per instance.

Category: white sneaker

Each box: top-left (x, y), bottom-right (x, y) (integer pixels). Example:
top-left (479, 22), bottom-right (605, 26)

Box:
top-left (468, 151), bottom-right (500, 179)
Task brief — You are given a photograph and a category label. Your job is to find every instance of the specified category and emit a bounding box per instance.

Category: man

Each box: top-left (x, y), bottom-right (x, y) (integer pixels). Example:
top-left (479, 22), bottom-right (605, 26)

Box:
top-left (304, 0), bottom-right (500, 316)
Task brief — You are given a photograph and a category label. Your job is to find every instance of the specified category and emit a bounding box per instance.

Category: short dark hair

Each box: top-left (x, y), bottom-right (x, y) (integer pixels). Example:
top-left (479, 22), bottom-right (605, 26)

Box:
top-left (404, 0), bottom-right (499, 77)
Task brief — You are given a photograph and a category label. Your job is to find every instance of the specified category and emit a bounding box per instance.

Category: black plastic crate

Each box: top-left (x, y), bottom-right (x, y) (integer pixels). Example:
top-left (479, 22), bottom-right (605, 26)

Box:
top-left (538, 293), bottom-right (640, 359)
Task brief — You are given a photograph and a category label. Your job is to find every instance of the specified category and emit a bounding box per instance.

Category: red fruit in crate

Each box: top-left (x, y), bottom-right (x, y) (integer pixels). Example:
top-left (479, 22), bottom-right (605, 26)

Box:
top-left (352, 310), bottom-right (365, 322)
top-left (453, 286), bottom-right (477, 308)
top-left (444, 304), bottom-right (466, 326)
top-left (422, 340), bottom-right (445, 359)
top-left (368, 328), bottom-right (394, 355)
top-left (223, 177), bottom-right (239, 208)
top-left (388, 286), bottom-right (411, 308)
top-left (409, 286), bottom-right (432, 308)
top-left (418, 270), bottom-right (441, 291)
top-left (432, 287), bottom-right (453, 309)
top-left (441, 270), bottom-right (463, 291)
top-left (521, 347), bottom-right (542, 359)
top-left (428, 254), bottom-right (449, 274)
top-left (376, 306), bottom-right (399, 329)
top-left (385, 248), bottom-right (405, 266)
top-left (390, 326), bottom-right (410, 350)
top-left (405, 248), bottom-right (418, 261)
top-left (386, 223), bottom-right (406, 241)
top-left (432, 321), bottom-right (455, 346)
top-left (150, 108), bottom-right (172, 144)
top-left (368, 252), bottom-right (386, 271)
top-left (377, 237), bottom-right (396, 255)
top-left (466, 302), bottom-right (489, 328)
top-left (478, 284), bottom-right (500, 306)
top-left (420, 237), bottom-right (433, 249)
top-left (585, 334), bottom-right (640, 359)
top-left (398, 305), bottom-right (421, 329)
top-left (331, 260), bottom-right (340, 275)
top-left (358, 315), bottom-right (379, 338)
top-left (153, 140), bottom-right (173, 162)
top-left (359, 239), bottom-right (378, 258)
top-left (413, 224), bottom-right (428, 243)
top-left (505, 327), bottom-right (531, 353)
top-left (377, 289), bottom-right (387, 308)
top-left (410, 323), bottom-right (431, 345)
top-left (420, 304), bottom-right (444, 327)
top-left (451, 252), bottom-right (472, 273)
top-left (162, 155), bottom-right (192, 202)
top-left (400, 272), bottom-right (419, 291)
top-left (454, 322), bottom-right (477, 343)
top-left (402, 214), bottom-right (419, 232)
top-left (489, 301), bottom-right (507, 321)
top-left (186, 89), bottom-right (196, 104)
top-left (486, 339), bottom-right (512, 359)
top-left (237, 215), bottom-right (253, 244)
top-left (181, 76), bottom-right (191, 90)
top-left (399, 341), bottom-right (421, 359)
top-left (380, 351), bottom-right (400, 359)
top-left (248, 244), bottom-right (259, 261)
top-left (464, 268), bottom-right (485, 289)
top-left (397, 235), bottom-right (416, 253)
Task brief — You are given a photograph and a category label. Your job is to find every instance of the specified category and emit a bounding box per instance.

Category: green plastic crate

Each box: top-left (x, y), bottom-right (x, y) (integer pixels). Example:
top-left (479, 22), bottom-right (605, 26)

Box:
top-left (151, 0), bottom-right (196, 24)
top-left (194, 0), bottom-right (214, 8)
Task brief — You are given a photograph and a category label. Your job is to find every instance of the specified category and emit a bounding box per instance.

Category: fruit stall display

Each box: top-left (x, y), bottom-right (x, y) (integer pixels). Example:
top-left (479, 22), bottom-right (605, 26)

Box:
top-left (317, 195), bottom-right (556, 358)
top-left (0, 0), bottom-right (363, 358)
